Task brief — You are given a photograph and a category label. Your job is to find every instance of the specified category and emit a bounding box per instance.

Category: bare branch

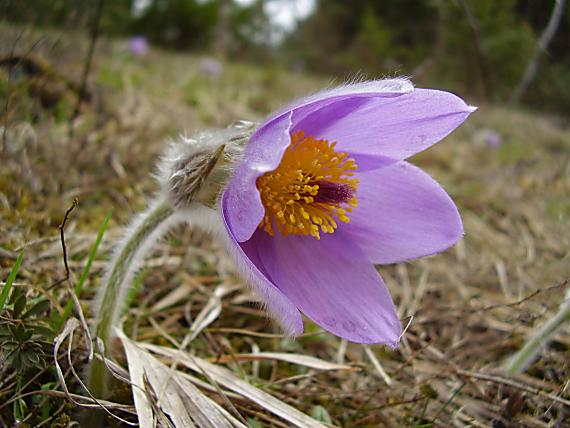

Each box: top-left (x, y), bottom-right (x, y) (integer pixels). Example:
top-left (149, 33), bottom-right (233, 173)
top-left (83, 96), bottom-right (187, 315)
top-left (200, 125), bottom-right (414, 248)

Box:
top-left (509, 0), bottom-right (566, 105)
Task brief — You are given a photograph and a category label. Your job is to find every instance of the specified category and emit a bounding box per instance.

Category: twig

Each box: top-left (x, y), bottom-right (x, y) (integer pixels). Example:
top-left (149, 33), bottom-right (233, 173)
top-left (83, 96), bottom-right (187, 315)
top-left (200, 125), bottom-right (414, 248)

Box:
top-left (56, 198), bottom-right (79, 285)
top-left (475, 279), bottom-right (568, 312)
top-left (53, 198), bottom-right (94, 360)
top-left (509, 0), bottom-right (566, 105)
top-left (455, 369), bottom-right (570, 407)
top-left (417, 279), bottom-right (569, 324)
top-left (59, 198), bottom-right (79, 277)
top-left (367, 395), bottom-right (426, 411)
top-left (506, 287), bottom-right (570, 375)
top-left (431, 382), bottom-right (466, 423)
top-left (69, 0), bottom-right (105, 138)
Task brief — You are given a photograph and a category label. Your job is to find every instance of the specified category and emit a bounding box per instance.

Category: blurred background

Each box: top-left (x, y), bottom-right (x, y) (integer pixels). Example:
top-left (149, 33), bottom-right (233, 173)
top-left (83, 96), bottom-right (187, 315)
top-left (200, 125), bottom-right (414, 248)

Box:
top-left (2, 0), bottom-right (569, 114)
top-left (1, 2), bottom-right (569, 427)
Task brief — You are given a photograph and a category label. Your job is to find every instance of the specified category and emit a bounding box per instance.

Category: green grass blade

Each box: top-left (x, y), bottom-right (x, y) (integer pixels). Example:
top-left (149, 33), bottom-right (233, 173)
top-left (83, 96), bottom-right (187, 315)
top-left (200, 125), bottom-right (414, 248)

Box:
top-left (58, 211), bottom-right (112, 328)
top-left (0, 251), bottom-right (24, 312)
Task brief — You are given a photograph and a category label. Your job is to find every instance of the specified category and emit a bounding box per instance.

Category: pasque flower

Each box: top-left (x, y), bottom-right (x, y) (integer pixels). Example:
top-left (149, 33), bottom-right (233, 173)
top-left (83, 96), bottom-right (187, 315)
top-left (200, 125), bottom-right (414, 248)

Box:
top-left (128, 36), bottom-right (149, 56)
top-left (221, 79), bottom-right (476, 345)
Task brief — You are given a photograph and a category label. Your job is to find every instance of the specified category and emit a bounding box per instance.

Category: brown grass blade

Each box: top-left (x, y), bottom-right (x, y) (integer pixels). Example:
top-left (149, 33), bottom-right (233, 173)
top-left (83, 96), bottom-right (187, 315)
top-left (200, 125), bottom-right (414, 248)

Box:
top-left (119, 330), bottom-right (234, 428)
top-left (212, 352), bottom-right (354, 371)
top-left (142, 343), bottom-right (335, 428)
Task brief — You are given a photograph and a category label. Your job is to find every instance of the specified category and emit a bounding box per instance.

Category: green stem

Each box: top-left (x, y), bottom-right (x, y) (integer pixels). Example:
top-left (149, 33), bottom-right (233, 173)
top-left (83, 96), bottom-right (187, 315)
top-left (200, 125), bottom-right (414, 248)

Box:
top-left (87, 199), bottom-right (175, 399)
top-left (506, 295), bottom-right (570, 375)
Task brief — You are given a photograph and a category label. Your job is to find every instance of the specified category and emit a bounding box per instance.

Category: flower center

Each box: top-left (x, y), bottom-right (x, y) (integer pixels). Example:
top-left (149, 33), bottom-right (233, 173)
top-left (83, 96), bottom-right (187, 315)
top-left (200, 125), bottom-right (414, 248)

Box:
top-left (256, 130), bottom-right (358, 240)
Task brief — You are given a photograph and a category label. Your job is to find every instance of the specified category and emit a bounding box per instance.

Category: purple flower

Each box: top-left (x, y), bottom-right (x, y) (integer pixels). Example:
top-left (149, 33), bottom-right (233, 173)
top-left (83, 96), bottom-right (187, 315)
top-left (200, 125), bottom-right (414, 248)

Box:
top-left (485, 130), bottom-right (502, 147)
top-left (221, 79), bottom-right (476, 345)
top-left (199, 57), bottom-right (223, 77)
top-left (129, 36), bottom-right (149, 56)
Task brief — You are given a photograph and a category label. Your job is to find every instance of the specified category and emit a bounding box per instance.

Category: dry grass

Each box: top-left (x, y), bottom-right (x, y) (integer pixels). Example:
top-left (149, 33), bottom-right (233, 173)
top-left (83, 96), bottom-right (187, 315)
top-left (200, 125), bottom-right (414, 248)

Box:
top-left (1, 25), bottom-right (569, 427)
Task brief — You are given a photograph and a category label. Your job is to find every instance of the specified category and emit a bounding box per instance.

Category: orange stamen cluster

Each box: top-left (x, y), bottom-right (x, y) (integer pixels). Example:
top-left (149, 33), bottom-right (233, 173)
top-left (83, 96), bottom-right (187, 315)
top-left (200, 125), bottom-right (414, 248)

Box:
top-left (256, 130), bottom-right (358, 240)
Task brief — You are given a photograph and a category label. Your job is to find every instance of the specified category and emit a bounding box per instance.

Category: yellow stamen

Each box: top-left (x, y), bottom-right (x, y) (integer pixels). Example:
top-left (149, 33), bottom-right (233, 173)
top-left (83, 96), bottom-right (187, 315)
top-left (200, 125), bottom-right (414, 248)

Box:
top-left (256, 130), bottom-right (358, 240)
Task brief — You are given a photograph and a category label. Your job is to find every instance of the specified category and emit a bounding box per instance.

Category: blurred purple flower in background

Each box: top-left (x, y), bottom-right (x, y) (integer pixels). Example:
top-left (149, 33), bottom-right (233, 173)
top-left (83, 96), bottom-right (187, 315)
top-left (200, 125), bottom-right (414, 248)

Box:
top-left (485, 129), bottom-right (502, 147)
top-left (221, 79), bottom-right (475, 345)
top-left (474, 128), bottom-right (502, 148)
top-left (199, 57), bottom-right (223, 77)
top-left (129, 36), bottom-right (149, 56)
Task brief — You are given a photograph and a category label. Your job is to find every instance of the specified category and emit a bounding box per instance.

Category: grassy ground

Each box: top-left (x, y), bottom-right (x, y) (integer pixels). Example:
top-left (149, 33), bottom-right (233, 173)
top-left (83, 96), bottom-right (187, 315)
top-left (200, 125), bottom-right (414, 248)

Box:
top-left (1, 26), bottom-right (569, 427)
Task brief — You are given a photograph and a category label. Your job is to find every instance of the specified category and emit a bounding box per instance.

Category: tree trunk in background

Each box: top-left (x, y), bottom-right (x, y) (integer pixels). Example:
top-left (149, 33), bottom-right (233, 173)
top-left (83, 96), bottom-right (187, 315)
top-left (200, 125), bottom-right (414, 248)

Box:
top-left (215, 0), bottom-right (232, 59)
top-left (459, 0), bottom-right (493, 100)
top-left (412, 0), bottom-right (445, 85)
top-left (508, 0), bottom-right (566, 105)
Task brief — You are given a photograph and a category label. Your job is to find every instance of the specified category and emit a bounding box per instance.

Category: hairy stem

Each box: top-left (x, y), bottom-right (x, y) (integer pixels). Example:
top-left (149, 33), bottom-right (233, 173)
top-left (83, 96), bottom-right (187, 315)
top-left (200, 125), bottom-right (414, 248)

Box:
top-left (506, 293), bottom-right (570, 375)
top-left (87, 199), bottom-right (175, 398)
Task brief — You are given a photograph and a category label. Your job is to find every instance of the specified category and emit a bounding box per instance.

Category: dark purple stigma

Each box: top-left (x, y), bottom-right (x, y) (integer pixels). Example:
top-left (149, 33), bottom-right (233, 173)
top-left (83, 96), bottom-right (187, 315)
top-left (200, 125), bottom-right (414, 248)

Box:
top-left (312, 181), bottom-right (354, 204)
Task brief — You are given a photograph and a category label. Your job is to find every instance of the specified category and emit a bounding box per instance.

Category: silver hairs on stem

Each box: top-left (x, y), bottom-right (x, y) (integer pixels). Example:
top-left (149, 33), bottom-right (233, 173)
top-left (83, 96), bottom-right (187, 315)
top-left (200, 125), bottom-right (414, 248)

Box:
top-left (86, 121), bottom-right (257, 401)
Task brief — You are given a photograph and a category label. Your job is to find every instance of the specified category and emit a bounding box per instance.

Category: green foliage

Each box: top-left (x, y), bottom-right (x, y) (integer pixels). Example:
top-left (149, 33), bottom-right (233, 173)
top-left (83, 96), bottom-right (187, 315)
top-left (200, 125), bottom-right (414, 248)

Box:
top-left (0, 274), bottom-right (60, 425)
top-left (311, 405), bottom-right (333, 423)
top-left (437, 0), bottom-right (536, 100)
top-left (288, 0), bottom-right (438, 74)
top-left (2, 0), bottom-right (132, 34)
top-left (1, 0), bottom-right (88, 28)
top-left (130, 0), bottom-right (219, 50)
top-left (0, 251), bottom-right (23, 312)
top-left (0, 286), bottom-right (54, 372)
top-left (287, 0), bottom-right (568, 112)
top-left (100, 0), bottom-right (133, 35)
top-left (347, 6), bottom-right (393, 71)
top-left (528, 61), bottom-right (570, 111)
top-left (246, 418), bottom-right (264, 428)
top-left (4, 0), bottom-right (569, 112)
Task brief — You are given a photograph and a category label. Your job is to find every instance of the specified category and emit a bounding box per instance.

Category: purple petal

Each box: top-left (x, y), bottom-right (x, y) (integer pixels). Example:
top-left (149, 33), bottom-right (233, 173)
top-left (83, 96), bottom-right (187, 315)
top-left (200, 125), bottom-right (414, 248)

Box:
top-left (349, 152), bottom-right (398, 172)
top-left (221, 196), bottom-right (304, 336)
top-left (345, 161), bottom-right (463, 264)
top-left (223, 111), bottom-right (293, 242)
top-left (241, 229), bottom-right (401, 345)
top-left (294, 89), bottom-right (476, 160)
top-left (224, 80), bottom-right (414, 243)
top-left (273, 78), bottom-right (414, 123)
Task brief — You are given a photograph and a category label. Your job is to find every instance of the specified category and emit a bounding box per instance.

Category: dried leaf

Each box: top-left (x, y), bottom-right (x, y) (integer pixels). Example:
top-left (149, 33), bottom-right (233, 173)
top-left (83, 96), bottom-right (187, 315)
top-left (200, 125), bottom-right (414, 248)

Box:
top-left (118, 330), bottom-right (235, 428)
top-left (214, 352), bottom-right (353, 371)
top-left (186, 284), bottom-right (238, 343)
top-left (151, 282), bottom-right (195, 312)
top-left (364, 345), bottom-right (393, 386)
top-left (142, 343), bottom-right (334, 428)
top-left (121, 334), bottom-right (154, 428)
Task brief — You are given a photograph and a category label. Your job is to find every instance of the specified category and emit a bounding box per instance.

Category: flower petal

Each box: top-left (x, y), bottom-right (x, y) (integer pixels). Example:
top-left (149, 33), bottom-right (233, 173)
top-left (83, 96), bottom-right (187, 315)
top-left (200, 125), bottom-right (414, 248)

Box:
top-left (241, 229), bottom-right (401, 345)
top-left (345, 161), bottom-right (463, 264)
top-left (349, 152), bottom-right (398, 172)
top-left (274, 78), bottom-right (414, 123)
top-left (223, 111), bottom-right (293, 242)
top-left (221, 195), bottom-right (304, 336)
top-left (224, 80), bottom-right (414, 243)
top-left (295, 89), bottom-right (476, 160)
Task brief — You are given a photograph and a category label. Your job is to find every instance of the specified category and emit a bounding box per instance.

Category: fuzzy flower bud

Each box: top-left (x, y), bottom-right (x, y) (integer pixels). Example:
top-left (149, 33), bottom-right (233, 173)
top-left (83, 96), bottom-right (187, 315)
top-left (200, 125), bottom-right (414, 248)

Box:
top-left (158, 121), bottom-right (257, 208)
